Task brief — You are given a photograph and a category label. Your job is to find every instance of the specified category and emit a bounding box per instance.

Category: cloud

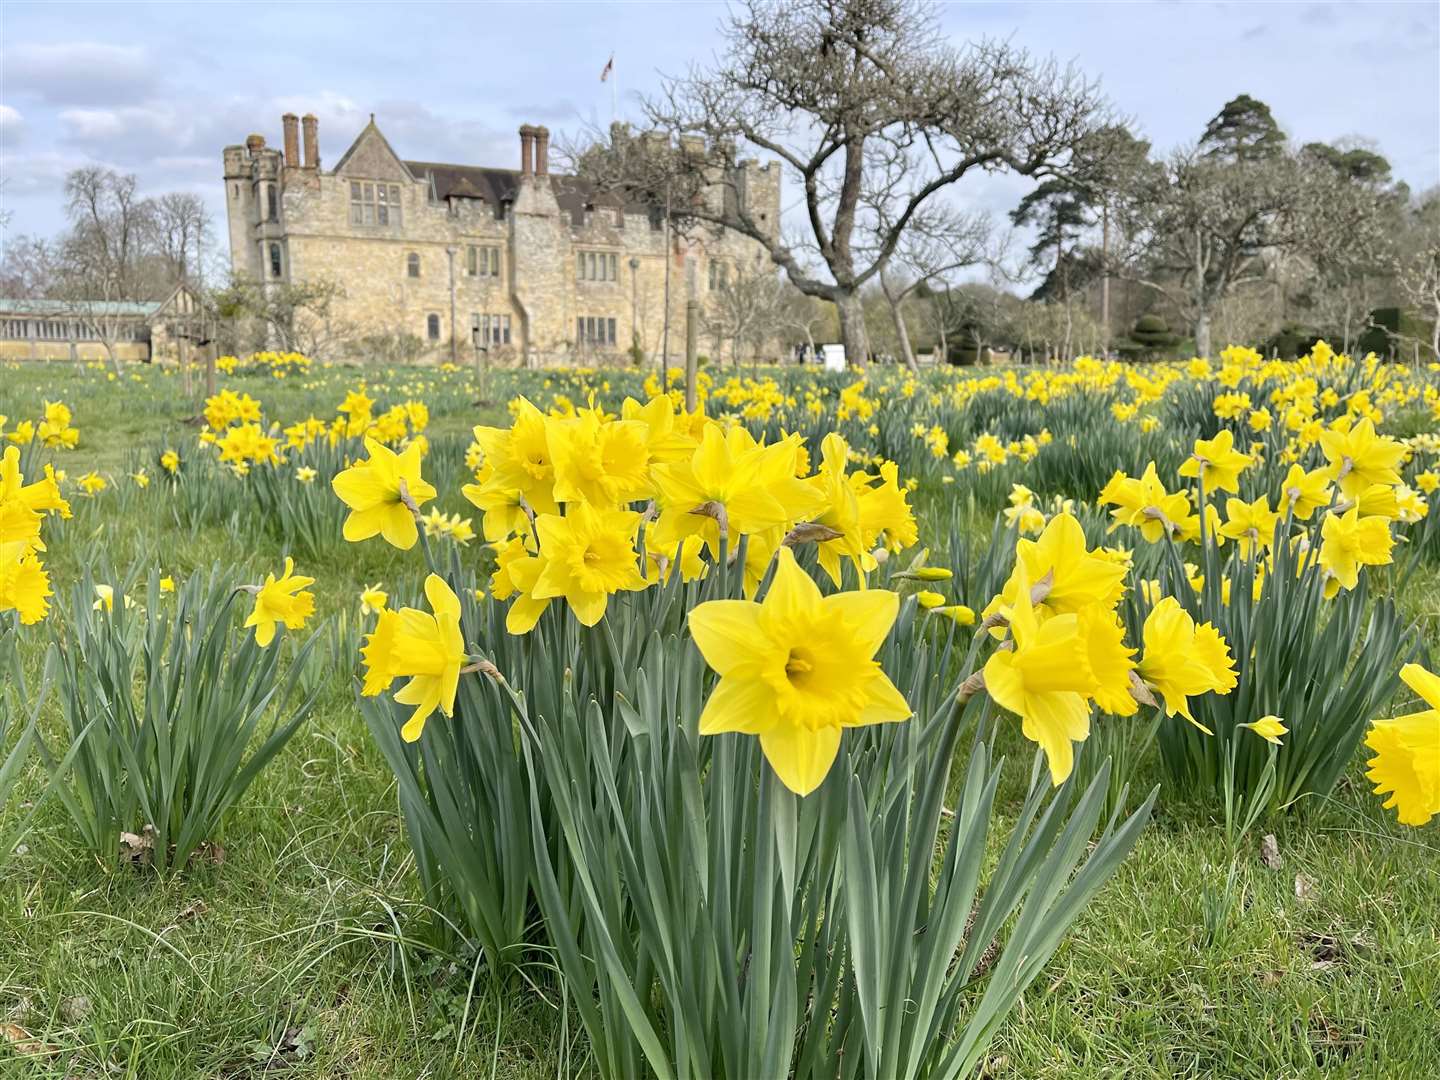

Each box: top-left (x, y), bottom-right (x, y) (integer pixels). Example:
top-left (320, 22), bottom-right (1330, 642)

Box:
top-left (4, 42), bottom-right (158, 105)
top-left (0, 104), bottom-right (23, 143)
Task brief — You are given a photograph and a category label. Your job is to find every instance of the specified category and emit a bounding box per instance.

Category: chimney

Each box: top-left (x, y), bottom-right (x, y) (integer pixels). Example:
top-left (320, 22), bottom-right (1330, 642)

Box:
top-left (281, 114), bottom-right (300, 167)
top-left (535, 126), bottom-right (550, 177)
top-left (302, 114), bottom-right (318, 169)
top-left (518, 125), bottom-right (535, 177)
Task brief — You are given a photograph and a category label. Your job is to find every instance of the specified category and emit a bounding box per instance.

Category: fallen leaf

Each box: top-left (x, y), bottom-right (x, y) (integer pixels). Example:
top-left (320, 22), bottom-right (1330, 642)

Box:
top-left (1259, 833), bottom-right (1282, 870)
top-left (119, 824), bottom-right (156, 866)
top-left (1, 1021), bottom-right (59, 1057)
top-left (1294, 872), bottom-right (1317, 902)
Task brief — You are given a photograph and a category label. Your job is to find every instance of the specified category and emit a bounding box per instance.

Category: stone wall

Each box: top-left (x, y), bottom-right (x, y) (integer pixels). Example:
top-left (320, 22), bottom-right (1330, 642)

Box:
top-left (223, 117), bottom-right (783, 366)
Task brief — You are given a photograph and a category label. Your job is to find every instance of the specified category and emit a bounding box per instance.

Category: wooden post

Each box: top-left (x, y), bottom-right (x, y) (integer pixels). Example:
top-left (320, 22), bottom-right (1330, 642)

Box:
top-left (684, 300), bottom-right (699, 413)
top-left (1100, 201), bottom-right (1111, 355)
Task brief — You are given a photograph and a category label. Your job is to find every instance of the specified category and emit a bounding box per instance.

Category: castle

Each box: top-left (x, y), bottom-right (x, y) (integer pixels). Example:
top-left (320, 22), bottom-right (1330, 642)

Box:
top-left (222, 114), bottom-right (781, 366)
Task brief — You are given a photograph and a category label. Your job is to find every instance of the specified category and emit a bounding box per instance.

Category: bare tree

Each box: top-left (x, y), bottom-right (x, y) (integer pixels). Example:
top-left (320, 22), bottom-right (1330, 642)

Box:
top-left (1389, 190), bottom-right (1440, 360)
top-left (877, 208), bottom-right (988, 367)
top-left (1111, 146), bottom-right (1304, 359)
top-left (585, 0), bottom-right (1111, 368)
top-left (0, 235), bottom-right (60, 298)
top-left (57, 167), bottom-right (158, 374)
top-left (148, 192), bottom-right (211, 287)
top-left (706, 262), bottom-right (787, 366)
top-left (211, 274), bottom-right (352, 359)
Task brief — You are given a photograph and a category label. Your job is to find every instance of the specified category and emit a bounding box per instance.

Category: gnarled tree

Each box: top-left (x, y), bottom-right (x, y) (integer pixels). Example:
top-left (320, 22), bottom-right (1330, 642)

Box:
top-left (584, 0), bottom-right (1111, 367)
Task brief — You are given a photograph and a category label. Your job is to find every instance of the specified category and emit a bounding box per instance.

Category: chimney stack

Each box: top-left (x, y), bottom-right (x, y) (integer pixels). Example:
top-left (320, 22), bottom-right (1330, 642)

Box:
top-left (302, 114), bottom-right (318, 169)
top-left (282, 114), bottom-right (300, 167)
top-left (519, 124), bottom-right (536, 177)
top-left (535, 126), bottom-right (550, 177)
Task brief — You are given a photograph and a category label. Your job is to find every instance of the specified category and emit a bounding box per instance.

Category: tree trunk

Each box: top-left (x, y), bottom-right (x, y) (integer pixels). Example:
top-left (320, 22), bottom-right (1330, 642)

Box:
top-left (1194, 311), bottom-right (1213, 361)
top-left (835, 290), bottom-right (870, 368)
top-left (886, 291), bottom-right (917, 370)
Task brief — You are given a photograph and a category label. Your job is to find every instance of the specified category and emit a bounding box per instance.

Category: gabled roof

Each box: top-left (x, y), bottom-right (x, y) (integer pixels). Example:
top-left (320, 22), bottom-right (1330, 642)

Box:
top-left (332, 116), bottom-right (416, 182)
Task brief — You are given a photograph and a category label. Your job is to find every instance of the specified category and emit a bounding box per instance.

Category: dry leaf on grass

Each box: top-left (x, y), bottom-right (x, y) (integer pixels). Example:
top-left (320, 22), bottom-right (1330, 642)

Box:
top-left (1, 1021), bottom-right (59, 1057)
top-left (1259, 833), bottom-right (1282, 870)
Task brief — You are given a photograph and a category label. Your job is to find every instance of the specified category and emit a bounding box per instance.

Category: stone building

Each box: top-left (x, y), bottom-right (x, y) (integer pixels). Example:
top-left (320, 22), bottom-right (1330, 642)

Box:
top-left (222, 114), bottom-right (781, 366)
top-left (0, 285), bottom-right (200, 364)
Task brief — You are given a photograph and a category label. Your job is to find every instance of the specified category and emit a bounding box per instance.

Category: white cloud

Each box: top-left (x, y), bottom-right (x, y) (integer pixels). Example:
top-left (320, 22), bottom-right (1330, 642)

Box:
top-left (0, 104), bottom-right (23, 142)
top-left (4, 42), bottom-right (157, 105)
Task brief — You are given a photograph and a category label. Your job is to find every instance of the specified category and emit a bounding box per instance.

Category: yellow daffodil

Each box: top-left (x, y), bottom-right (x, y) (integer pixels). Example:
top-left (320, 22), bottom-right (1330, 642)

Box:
top-left (361, 574), bottom-right (466, 742)
top-left (360, 584), bottom-right (388, 616)
top-left (1219, 495), bottom-right (1280, 560)
top-left (688, 546), bottom-right (910, 795)
top-left (1241, 715), bottom-right (1288, 745)
top-left (1319, 417), bottom-right (1406, 498)
top-left (1099, 463), bottom-right (1193, 542)
top-left (1178, 429), bottom-right (1252, 493)
top-left (982, 566), bottom-right (1098, 785)
top-left (531, 502), bottom-right (647, 627)
top-left (0, 542), bottom-right (51, 623)
top-left (1318, 507), bottom-right (1393, 598)
top-left (1365, 663), bottom-right (1440, 826)
top-left (244, 557), bottom-right (315, 647)
top-left (1135, 597), bottom-right (1237, 731)
top-left (331, 437), bottom-right (437, 550)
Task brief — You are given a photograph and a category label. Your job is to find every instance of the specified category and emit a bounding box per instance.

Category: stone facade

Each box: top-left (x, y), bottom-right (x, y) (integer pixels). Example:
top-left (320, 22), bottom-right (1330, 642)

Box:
top-left (222, 115), bottom-right (781, 366)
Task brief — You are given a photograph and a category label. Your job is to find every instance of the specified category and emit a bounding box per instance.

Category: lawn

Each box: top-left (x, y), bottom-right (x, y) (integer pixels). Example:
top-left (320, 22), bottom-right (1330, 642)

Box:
top-left (1, 356), bottom-right (1438, 1078)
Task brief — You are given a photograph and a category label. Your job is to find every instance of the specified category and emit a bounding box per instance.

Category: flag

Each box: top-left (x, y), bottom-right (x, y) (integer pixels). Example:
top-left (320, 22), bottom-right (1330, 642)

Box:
top-left (600, 55), bottom-right (614, 82)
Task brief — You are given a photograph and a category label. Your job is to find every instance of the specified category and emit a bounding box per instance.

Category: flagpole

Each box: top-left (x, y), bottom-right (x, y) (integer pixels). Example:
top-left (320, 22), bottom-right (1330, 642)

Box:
top-left (611, 51), bottom-right (617, 122)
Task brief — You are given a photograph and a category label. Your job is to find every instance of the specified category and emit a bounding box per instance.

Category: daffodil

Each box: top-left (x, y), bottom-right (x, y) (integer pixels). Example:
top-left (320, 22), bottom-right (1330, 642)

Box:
top-left (244, 557), bottom-right (315, 647)
top-left (982, 566), bottom-right (1098, 784)
top-left (1219, 495), bottom-right (1280, 560)
top-left (490, 535), bottom-right (552, 634)
top-left (360, 574), bottom-right (466, 742)
top-left (1241, 715), bottom-right (1288, 745)
top-left (0, 542), bottom-right (51, 623)
top-left (982, 512), bottom-right (1127, 626)
top-left (1319, 418), bottom-right (1406, 498)
top-left (1318, 507), bottom-right (1393, 598)
top-left (360, 584), bottom-right (388, 616)
top-left (1278, 464), bottom-right (1332, 520)
top-left (547, 412), bottom-right (654, 506)
top-left (331, 437), bottom-right (437, 549)
top-left (1099, 463), bottom-right (1194, 543)
top-left (1178, 429), bottom-right (1252, 493)
top-left (1364, 664), bottom-right (1440, 826)
top-left (531, 502), bottom-right (648, 626)
top-left (651, 425), bottom-right (819, 557)
top-left (1134, 597), bottom-right (1237, 732)
top-left (688, 546), bottom-right (910, 795)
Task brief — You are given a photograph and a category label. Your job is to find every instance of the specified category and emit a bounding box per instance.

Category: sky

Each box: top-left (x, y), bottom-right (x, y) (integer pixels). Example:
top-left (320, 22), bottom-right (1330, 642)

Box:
top-left (2, 0), bottom-right (1437, 266)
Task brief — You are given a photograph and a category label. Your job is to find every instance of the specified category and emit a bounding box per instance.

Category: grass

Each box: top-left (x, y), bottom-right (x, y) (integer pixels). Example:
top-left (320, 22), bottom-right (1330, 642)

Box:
top-left (2, 360), bottom-right (1438, 1078)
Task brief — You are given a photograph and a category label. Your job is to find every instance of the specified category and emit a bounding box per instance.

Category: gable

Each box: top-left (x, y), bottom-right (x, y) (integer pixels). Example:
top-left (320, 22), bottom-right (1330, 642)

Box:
top-left (333, 122), bottom-right (414, 183)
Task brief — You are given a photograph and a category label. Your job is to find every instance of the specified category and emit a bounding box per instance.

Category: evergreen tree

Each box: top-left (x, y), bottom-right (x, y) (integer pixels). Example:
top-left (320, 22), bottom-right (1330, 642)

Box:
top-left (1200, 94), bottom-right (1286, 162)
